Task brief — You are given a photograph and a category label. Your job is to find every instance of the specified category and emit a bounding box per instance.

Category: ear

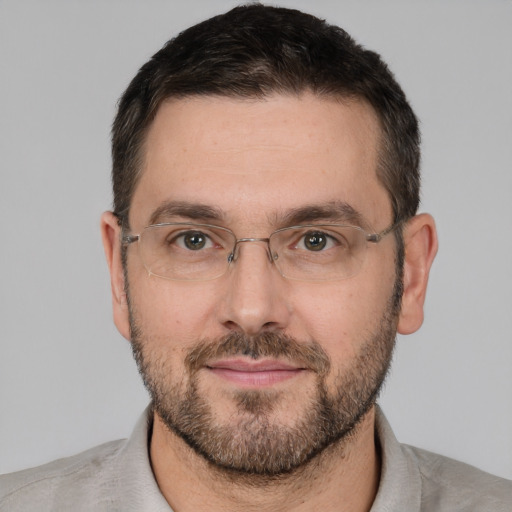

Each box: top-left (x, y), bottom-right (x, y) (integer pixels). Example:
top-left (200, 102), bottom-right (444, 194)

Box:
top-left (100, 211), bottom-right (131, 341)
top-left (397, 213), bottom-right (438, 335)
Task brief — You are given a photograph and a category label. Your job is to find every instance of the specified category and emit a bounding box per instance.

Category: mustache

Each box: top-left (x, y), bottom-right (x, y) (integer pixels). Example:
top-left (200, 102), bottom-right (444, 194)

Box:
top-left (185, 331), bottom-right (331, 375)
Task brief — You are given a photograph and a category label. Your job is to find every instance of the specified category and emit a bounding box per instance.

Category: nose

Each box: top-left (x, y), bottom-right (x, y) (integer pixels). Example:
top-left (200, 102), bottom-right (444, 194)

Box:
top-left (218, 240), bottom-right (291, 335)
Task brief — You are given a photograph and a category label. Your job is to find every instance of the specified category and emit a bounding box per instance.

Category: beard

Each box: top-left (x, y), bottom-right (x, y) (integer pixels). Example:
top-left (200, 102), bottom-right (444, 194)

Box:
top-left (128, 286), bottom-right (400, 478)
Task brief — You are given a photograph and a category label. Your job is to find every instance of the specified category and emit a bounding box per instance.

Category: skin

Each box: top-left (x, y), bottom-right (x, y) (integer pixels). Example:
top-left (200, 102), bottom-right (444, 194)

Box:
top-left (102, 93), bottom-right (437, 512)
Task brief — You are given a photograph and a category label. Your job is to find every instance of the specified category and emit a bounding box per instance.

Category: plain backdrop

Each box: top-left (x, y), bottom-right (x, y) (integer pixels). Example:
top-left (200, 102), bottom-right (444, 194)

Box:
top-left (1, 0), bottom-right (511, 480)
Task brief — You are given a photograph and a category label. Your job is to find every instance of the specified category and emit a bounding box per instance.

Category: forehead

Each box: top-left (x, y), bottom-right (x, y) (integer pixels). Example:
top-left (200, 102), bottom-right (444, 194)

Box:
top-left (130, 93), bottom-right (391, 230)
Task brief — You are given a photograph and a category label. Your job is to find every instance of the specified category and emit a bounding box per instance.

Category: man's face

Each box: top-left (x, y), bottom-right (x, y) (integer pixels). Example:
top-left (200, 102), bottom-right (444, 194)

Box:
top-left (119, 94), bottom-right (400, 475)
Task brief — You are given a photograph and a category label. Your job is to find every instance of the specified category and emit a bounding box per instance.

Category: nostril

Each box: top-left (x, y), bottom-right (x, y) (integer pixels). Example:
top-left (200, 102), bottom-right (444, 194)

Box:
top-left (223, 320), bottom-right (242, 332)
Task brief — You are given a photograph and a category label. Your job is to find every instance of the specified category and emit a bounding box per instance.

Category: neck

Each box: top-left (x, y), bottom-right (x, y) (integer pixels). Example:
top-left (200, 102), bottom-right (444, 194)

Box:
top-left (150, 406), bottom-right (380, 512)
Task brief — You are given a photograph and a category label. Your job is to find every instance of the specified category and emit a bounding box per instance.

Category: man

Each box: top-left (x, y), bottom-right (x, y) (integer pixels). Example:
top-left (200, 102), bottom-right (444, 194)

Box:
top-left (1, 4), bottom-right (510, 511)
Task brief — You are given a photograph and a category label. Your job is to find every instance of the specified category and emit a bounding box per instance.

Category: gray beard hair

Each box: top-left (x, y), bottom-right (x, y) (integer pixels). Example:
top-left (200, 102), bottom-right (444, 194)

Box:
top-left (128, 291), bottom-right (399, 478)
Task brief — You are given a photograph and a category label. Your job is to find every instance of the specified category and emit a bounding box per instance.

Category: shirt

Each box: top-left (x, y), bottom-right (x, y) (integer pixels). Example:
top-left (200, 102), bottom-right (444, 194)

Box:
top-left (1, 405), bottom-right (511, 511)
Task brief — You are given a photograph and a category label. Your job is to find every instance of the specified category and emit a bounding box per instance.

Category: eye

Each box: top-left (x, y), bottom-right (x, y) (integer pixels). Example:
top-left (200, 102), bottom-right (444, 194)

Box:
top-left (175, 231), bottom-right (214, 251)
top-left (299, 231), bottom-right (336, 252)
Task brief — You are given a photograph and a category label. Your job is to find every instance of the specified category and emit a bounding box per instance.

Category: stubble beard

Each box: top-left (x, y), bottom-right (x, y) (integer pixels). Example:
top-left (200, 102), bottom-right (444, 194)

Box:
top-left (128, 289), bottom-right (399, 478)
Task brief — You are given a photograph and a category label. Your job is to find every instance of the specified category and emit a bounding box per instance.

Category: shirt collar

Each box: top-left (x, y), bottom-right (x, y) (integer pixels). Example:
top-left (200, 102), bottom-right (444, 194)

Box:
top-left (370, 405), bottom-right (422, 511)
top-left (114, 405), bottom-right (173, 511)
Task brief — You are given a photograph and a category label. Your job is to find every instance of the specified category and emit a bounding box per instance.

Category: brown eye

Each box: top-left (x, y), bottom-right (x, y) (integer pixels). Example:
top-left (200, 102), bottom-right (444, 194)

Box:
top-left (182, 231), bottom-right (209, 250)
top-left (304, 231), bottom-right (328, 251)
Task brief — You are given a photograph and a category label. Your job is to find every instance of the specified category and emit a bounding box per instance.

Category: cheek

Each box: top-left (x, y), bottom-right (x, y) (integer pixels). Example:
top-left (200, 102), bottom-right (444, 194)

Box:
top-left (128, 268), bottom-right (221, 347)
top-left (291, 268), bottom-right (396, 362)
top-left (293, 287), bottom-right (368, 349)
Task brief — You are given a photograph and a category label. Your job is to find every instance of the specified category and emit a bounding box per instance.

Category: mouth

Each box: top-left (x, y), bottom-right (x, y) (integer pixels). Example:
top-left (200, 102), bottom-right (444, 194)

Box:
top-left (205, 358), bottom-right (307, 388)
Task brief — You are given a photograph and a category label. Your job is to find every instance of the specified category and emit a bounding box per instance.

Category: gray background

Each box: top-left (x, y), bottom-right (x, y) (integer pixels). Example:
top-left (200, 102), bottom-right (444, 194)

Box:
top-left (1, 0), bottom-right (511, 479)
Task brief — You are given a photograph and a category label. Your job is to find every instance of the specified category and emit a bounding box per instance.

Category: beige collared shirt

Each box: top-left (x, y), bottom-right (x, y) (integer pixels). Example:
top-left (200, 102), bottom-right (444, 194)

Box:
top-left (1, 406), bottom-right (511, 511)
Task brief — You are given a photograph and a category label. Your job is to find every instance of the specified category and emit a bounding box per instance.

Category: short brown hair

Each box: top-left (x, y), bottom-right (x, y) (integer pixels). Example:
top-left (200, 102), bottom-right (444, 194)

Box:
top-left (112, 4), bottom-right (420, 228)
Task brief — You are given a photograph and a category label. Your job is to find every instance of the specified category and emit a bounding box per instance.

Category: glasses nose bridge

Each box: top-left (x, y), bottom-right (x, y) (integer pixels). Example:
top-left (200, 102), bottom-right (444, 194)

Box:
top-left (229, 237), bottom-right (275, 264)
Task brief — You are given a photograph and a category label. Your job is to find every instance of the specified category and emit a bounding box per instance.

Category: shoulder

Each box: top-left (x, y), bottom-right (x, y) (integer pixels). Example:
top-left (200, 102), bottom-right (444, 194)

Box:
top-left (373, 406), bottom-right (512, 512)
top-left (0, 439), bottom-right (126, 511)
top-left (0, 407), bottom-right (165, 512)
top-left (403, 444), bottom-right (512, 511)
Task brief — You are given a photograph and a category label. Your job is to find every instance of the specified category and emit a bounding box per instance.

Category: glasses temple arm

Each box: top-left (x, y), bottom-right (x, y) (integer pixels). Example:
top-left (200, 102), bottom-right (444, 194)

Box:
top-left (366, 219), bottom-right (404, 244)
top-left (122, 234), bottom-right (140, 245)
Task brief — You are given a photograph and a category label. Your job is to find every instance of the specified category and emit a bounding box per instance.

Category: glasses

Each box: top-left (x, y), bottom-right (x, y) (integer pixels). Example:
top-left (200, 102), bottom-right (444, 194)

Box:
top-left (122, 222), bottom-right (399, 282)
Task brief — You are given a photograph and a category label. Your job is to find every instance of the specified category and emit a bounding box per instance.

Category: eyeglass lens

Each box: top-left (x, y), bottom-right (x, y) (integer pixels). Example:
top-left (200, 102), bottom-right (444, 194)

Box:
top-left (136, 223), bottom-right (370, 281)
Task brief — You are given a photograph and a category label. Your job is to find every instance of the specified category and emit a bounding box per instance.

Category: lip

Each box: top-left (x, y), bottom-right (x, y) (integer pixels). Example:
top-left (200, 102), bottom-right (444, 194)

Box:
top-left (205, 358), bottom-right (306, 387)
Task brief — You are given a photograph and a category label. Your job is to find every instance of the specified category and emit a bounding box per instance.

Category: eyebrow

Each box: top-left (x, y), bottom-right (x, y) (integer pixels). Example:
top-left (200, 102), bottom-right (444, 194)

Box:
top-left (148, 200), bottom-right (366, 229)
top-left (149, 201), bottom-right (225, 225)
top-left (278, 202), bottom-right (366, 228)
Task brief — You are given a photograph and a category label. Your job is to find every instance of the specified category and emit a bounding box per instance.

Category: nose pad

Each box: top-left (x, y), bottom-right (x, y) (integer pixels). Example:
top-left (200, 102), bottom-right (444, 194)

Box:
top-left (228, 238), bottom-right (275, 266)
